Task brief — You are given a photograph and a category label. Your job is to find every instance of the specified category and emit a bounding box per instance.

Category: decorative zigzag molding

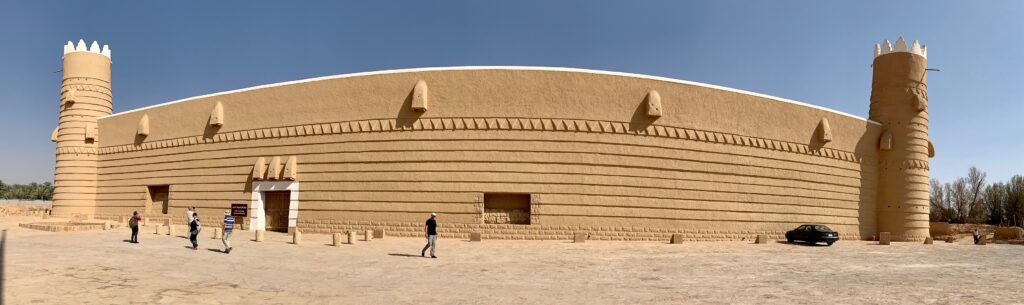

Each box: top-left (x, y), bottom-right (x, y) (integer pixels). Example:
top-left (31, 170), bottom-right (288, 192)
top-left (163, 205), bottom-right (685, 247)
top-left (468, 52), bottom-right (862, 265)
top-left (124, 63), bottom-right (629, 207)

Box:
top-left (97, 117), bottom-right (869, 164)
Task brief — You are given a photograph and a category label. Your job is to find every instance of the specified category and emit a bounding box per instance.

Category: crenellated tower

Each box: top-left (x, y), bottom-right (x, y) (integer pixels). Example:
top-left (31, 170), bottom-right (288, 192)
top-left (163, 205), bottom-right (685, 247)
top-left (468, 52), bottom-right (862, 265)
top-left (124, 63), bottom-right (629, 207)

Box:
top-left (52, 39), bottom-right (112, 217)
top-left (870, 37), bottom-right (933, 241)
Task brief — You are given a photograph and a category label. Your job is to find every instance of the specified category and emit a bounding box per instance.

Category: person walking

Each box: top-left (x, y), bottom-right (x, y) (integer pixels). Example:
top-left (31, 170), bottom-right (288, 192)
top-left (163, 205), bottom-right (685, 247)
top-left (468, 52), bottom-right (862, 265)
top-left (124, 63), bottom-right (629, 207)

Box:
top-left (186, 206), bottom-right (195, 224)
top-left (222, 210), bottom-right (234, 254)
top-left (128, 211), bottom-right (141, 243)
top-left (973, 227), bottom-right (981, 244)
top-left (421, 212), bottom-right (438, 258)
top-left (189, 212), bottom-right (202, 250)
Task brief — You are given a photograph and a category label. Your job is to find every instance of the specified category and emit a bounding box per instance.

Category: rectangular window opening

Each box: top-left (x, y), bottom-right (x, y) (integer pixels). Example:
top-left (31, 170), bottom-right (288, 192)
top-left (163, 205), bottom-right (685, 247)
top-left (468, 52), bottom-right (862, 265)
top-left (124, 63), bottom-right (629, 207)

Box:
top-left (147, 185), bottom-right (170, 215)
top-left (483, 193), bottom-right (531, 225)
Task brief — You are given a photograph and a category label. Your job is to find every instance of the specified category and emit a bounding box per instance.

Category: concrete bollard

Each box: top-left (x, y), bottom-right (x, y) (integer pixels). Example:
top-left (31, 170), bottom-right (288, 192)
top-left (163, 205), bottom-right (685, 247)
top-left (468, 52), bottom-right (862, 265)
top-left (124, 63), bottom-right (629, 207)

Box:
top-left (373, 229), bottom-right (386, 239)
top-left (347, 231), bottom-right (357, 244)
top-left (878, 232), bottom-right (891, 245)
top-left (469, 232), bottom-right (482, 242)
top-left (333, 233), bottom-right (343, 246)
top-left (364, 230), bottom-right (373, 241)
top-left (924, 237), bottom-right (934, 244)
top-left (573, 232), bottom-right (588, 243)
top-left (212, 228), bottom-right (222, 239)
top-left (255, 230), bottom-right (265, 242)
top-left (670, 234), bottom-right (684, 244)
top-left (154, 225), bottom-right (162, 235)
top-left (167, 225), bottom-right (175, 236)
top-left (293, 230), bottom-right (302, 244)
top-left (755, 234), bottom-right (769, 244)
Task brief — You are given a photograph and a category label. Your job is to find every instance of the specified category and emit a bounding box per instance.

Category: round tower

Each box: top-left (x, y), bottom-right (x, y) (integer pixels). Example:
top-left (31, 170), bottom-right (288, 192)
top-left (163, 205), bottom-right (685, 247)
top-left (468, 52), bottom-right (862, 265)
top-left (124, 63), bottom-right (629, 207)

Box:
top-left (52, 39), bottom-right (112, 217)
top-left (869, 37), bottom-right (932, 241)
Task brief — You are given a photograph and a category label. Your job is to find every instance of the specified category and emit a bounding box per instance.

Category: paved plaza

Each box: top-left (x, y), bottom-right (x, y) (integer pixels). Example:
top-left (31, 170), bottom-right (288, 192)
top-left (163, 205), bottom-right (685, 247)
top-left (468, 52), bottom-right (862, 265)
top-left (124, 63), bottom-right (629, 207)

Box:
top-left (3, 216), bottom-right (1021, 305)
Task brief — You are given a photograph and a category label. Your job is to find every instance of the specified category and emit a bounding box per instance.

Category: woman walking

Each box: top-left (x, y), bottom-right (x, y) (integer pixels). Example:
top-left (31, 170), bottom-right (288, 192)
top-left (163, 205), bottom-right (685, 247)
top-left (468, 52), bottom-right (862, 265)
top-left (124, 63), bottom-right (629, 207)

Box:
top-left (189, 212), bottom-right (202, 250)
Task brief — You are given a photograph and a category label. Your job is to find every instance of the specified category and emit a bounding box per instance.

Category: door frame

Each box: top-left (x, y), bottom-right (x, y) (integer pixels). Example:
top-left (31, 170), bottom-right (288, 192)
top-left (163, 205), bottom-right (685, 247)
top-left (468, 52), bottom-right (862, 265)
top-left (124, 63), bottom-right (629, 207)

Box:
top-left (250, 181), bottom-right (299, 231)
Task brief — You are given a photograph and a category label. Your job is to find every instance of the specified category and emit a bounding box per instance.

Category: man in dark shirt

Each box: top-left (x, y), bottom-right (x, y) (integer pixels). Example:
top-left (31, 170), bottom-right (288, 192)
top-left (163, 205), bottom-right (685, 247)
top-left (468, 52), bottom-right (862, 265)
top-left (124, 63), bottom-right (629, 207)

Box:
top-left (421, 213), bottom-right (438, 258)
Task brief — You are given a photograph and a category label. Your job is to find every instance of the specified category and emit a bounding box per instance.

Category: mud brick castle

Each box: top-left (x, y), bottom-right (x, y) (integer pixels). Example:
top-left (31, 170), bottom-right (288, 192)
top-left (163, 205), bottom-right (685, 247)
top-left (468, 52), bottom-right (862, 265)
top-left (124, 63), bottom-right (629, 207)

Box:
top-left (51, 37), bottom-right (933, 241)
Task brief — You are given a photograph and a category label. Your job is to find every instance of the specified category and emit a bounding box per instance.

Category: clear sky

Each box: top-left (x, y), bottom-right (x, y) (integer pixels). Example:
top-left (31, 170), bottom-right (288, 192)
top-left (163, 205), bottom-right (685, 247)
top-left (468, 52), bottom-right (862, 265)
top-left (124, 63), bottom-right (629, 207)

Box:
top-left (0, 1), bottom-right (1021, 184)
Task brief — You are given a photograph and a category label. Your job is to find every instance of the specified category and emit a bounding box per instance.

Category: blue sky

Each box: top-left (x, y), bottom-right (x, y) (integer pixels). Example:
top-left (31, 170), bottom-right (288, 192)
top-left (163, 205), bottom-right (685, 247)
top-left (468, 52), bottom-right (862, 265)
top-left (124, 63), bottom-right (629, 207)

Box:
top-left (0, 1), bottom-right (1021, 184)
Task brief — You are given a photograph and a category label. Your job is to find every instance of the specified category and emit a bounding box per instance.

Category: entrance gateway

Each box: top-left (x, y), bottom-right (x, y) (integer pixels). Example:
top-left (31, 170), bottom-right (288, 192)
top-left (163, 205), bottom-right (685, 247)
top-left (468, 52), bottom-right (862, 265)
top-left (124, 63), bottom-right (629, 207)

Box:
top-left (249, 181), bottom-right (299, 233)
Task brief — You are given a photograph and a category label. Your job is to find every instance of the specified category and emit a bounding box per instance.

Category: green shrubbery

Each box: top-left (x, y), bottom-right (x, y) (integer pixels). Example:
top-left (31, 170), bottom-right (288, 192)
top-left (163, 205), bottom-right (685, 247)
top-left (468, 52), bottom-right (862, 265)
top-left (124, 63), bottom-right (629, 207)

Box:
top-left (0, 180), bottom-right (54, 200)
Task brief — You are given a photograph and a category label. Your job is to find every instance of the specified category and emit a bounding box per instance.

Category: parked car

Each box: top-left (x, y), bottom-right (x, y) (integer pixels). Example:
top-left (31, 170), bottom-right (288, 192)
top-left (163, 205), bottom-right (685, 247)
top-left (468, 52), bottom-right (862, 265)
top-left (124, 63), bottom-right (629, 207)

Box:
top-left (785, 224), bottom-right (839, 246)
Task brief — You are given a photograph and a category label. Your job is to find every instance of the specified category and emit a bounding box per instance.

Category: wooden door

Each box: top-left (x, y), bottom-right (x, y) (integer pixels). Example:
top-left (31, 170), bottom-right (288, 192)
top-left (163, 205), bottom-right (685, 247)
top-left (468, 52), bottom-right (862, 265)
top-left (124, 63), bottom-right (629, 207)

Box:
top-left (264, 191), bottom-right (290, 232)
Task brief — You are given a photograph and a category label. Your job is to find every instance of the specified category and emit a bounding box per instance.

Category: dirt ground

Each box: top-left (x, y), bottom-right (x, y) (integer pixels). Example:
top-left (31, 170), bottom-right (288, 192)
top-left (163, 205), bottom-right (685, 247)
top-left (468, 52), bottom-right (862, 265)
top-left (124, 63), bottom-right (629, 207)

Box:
top-left (3, 216), bottom-right (1022, 305)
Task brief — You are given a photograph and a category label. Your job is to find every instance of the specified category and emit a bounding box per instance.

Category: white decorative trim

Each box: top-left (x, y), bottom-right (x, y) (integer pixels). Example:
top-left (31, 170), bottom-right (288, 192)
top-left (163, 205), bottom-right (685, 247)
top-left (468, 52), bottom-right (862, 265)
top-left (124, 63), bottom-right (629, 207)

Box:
top-left (249, 181), bottom-right (299, 231)
top-left (874, 37), bottom-right (926, 59)
top-left (99, 66), bottom-right (879, 125)
top-left (63, 39), bottom-right (111, 59)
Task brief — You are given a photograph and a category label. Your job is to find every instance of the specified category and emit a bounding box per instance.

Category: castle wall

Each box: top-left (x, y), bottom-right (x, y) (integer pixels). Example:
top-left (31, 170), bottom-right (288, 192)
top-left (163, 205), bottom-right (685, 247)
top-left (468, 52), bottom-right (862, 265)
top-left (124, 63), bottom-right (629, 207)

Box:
top-left (89, 68), bottom-right (882, 240)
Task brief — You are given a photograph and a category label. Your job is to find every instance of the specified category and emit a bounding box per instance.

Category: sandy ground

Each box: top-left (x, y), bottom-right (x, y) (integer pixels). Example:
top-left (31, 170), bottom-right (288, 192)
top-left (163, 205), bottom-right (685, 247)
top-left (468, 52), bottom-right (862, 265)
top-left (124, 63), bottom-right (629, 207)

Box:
top-left (2, 216), bottom-right (1022, 305)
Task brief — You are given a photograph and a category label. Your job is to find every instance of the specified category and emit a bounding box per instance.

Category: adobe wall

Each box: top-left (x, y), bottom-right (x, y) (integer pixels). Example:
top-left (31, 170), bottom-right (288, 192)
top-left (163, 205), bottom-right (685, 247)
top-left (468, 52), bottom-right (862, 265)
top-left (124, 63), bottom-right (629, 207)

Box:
top-left (90, 68), bottom-right (882, 240)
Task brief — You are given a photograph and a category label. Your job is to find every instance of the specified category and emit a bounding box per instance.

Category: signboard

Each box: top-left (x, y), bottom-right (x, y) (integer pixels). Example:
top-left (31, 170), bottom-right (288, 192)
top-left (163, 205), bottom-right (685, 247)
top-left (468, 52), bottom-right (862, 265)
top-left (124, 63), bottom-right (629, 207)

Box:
top-left (231, 203), bottom-right (248, 217)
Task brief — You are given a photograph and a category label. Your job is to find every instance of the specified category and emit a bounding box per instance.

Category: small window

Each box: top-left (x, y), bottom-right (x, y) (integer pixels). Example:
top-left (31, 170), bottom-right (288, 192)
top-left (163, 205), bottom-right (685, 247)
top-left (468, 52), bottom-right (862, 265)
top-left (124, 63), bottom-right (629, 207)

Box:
top-left (147, 185), bottom-right (170, 215)
top-left (483, 193), bottom-right (531, 225)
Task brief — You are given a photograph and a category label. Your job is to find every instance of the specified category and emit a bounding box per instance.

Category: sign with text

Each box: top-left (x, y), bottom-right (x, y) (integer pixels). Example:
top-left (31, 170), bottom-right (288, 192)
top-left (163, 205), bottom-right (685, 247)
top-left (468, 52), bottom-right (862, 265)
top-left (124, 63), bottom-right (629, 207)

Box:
top-left (231, 203), bottom-right (248, 217)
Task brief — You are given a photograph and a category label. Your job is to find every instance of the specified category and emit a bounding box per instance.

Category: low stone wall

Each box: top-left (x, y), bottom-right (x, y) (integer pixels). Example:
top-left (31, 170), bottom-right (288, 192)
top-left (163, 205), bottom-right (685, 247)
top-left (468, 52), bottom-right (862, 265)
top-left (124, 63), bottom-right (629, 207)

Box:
top-left (296, 219), bottom-right (862, 241)
top-left (994, 227), bottom-right (1024, 240)
top-left (0, 201), bottom-right (53, 217)
top-left (19, 222), bottom-right (107, 232)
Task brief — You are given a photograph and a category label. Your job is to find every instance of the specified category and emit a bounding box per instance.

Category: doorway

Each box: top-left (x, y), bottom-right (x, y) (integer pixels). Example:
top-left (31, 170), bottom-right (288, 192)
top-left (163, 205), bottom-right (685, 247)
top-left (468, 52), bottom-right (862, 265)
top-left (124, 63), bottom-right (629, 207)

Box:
top-left (263, 191), bottom-right (290, 232)
top-left (147, 185), bottom-right (169, 215)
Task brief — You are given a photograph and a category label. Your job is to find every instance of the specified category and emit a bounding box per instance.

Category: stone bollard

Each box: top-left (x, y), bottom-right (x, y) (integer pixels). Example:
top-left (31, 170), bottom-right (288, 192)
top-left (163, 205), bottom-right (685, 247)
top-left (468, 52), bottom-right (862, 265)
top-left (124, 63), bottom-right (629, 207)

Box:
top-left (469, 232), bottom-right (482, 242)
top-left (255, 230), bottom-right (265, 242)
top-left (333, 233), bottom-right (343, 246)
top-left (945, 236), bottom-right (955, 243)
top-left (573, 232), bottom-right (588, 243)
top-left (755, 234), bottom-right (769, 244)
top-left (878, 232), bottom-right (891, 245)
top-left (373, 229), bottom-right (386, 239)
top-left (212, 228), bottom-right (222, 239)
top-left (364, 230), bottom-right (373, 241)
top-left (154, 225), bottom-right (162, 235)
top-left (293, 230), bottom-right (302, 244)
top-left (924, 237), bottom-right (934, 244)
top-left (670, 234), bottom-right (684, 244)
top-left (167, 225), bottom-right (175, 236)
top-left (347, 231), bottom-right (357, 244)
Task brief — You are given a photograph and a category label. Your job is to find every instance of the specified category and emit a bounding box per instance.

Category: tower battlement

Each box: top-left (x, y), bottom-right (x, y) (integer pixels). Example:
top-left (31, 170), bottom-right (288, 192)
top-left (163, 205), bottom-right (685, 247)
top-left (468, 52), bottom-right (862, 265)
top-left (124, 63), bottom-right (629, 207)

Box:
top-left (63, 39), bottom-right (111, 59)
top-left (873, 36), bottom-right (926, 59)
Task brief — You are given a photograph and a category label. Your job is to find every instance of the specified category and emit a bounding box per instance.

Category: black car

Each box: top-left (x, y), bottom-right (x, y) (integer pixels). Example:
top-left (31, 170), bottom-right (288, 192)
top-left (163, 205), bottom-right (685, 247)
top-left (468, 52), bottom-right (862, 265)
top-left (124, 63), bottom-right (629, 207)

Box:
top-left (785, 224), bottom-right (839, 246)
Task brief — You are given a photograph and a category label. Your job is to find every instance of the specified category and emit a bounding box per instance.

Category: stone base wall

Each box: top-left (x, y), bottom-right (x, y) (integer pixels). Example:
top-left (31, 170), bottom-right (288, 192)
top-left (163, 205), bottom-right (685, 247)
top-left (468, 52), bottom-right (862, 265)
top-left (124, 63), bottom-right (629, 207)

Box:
top-left (296, 219), bottom-right (863, 241)
top-left (483, 208), bottom-right (530, 224)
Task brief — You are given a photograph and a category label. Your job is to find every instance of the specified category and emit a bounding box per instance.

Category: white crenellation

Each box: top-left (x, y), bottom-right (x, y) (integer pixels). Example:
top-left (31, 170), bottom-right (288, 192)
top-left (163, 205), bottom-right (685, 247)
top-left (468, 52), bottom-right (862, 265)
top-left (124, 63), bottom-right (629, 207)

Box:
top-left (893, 37), bottom-right (908, 52)
top-left (63, 39), bottom-right (111, 59)
top-left (874, 36), bottom-right (926, 59)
